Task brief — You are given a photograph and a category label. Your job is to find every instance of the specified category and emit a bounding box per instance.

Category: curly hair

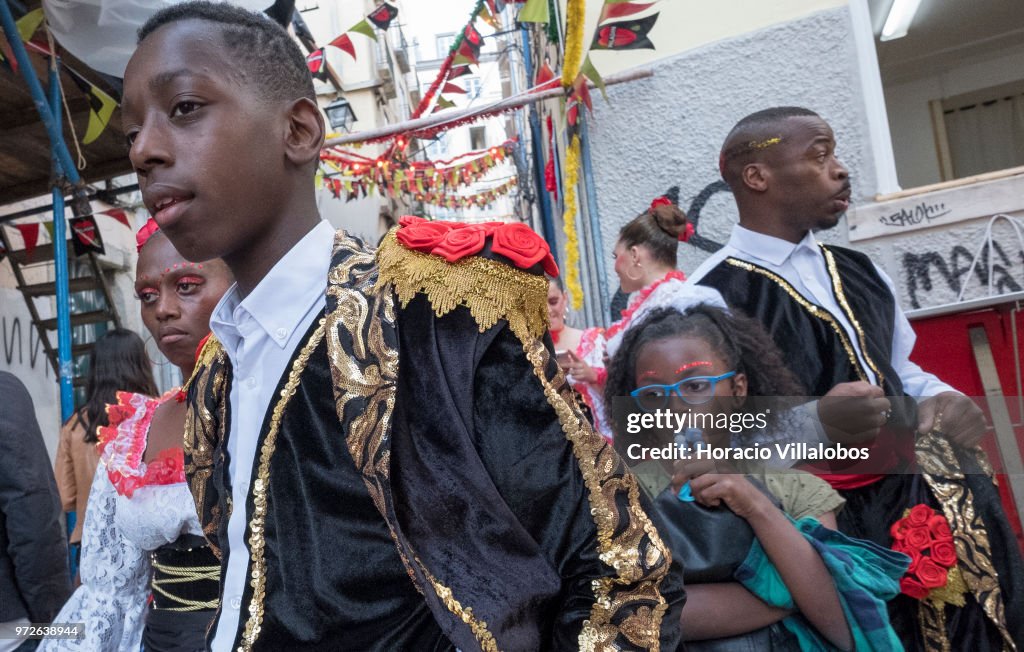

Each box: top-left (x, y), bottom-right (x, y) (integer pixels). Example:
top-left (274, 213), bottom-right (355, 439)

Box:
top-left (604, 304), bottom-right (806, 452)
top-left (138, 1), bottom-right (315, 104)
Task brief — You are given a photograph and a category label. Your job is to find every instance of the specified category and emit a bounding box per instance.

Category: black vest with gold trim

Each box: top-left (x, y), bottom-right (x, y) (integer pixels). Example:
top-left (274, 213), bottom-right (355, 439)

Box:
top-left (697, 244), bottom-right (915, 429)
top-left (184, 227), bottom-right (685, 651)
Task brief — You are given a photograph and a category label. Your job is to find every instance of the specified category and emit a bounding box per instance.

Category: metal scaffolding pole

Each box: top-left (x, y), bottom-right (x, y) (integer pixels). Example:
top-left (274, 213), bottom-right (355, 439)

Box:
top-left (0, 0), bottom-right (81, 421)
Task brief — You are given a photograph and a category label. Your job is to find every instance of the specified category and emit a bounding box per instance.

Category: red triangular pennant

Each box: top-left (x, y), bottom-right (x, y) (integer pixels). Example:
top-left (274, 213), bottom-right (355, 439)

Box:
top-left (535, 61), bottom-right (556, 87)
top-left (442, 82), bottom-right (466, 94)
top-left (99, 209), bottom-right (131, 228)
top-left (329, 33), bottom-right (357, 60)
top-left (14, 223), bottom-right (40, 258)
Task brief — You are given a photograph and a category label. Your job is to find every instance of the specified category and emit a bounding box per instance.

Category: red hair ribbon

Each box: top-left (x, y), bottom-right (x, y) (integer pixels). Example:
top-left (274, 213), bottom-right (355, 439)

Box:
top-left (679, 223), bottom-right (695, 243)
top-left (136, 218), bottom-right (160, 252)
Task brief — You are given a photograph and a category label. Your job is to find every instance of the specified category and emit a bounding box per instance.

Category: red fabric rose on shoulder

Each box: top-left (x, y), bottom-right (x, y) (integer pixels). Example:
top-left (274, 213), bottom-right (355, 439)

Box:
top-left (394, 216), bottom-right (559, 277)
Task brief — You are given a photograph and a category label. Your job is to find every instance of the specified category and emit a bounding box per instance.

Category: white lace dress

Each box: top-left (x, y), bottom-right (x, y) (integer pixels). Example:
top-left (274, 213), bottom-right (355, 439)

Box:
top-left (41, 391), bottom-right (204, 652)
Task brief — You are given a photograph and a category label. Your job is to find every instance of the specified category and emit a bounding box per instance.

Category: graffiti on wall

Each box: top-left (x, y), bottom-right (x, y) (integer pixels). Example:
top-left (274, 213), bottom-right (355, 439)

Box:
top-left (903, 240), bottom-right (1024, 309)
top-left (684, 180), bottom-right (730, 254)
top-left (1, 316), bottom-right (50, 376)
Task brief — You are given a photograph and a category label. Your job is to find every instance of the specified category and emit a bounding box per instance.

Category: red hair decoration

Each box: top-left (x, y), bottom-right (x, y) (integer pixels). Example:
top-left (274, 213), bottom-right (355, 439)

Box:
top-left (649, 196), bottom-right (694, 242)
top-left (136, 218), bottom-right (160, 252)
top-left (649, 196), bottom-right (672, 211)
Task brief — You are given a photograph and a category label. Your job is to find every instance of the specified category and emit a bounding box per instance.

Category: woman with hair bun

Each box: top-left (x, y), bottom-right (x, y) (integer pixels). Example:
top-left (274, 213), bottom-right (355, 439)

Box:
top-left (563, 187), bottom-right (722, 439)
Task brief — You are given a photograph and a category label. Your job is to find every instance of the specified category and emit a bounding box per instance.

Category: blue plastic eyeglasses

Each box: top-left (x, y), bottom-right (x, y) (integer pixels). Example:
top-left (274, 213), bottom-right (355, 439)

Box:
top-left (630, 371), bottom-right (737, 411)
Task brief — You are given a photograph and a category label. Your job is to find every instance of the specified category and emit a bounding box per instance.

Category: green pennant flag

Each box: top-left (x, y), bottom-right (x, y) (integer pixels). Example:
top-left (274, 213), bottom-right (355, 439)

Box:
top-left (43, 221), bottom-right (56, 242)
top-left (435, 96), bottom-right (456, 110)
top-left (518, 0), bottom-right (549, 23)
top-left (344, 179), bottom-right (353, 193)
top-left (348, 19), bottom-right (377, 41)
top-left (580, 55), bottom-right (607, 101)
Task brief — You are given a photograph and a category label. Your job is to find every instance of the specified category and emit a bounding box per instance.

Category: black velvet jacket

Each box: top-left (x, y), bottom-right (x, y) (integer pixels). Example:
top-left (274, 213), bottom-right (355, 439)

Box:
top-left (184, 230), bottom-right (685, 651)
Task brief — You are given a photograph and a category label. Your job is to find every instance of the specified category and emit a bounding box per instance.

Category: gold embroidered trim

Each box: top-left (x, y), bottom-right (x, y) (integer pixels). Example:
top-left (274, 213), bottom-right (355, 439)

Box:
top-left (183, 337), bottom-right (228, 560)
top-left (325, 231), bottom-right (497, 647)
top-left (916, 432), bottom-right (1017, 651)
top-left (818, 245), bottom-right (885, 387)
top-left (423, 567), bottom-right (499, 652)
top-left (525, 339), bottom-right (671, 651)
top-left (238, 318), bottom-right (327, 652)
top-left (724, 257), bottom-right (868, 382)
top-left (375, 230), bottom-right (549, 344)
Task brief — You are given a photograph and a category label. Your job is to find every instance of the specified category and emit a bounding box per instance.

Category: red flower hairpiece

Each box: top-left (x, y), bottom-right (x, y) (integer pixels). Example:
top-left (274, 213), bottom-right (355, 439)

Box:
top-left (136, 218), bottom-right (161, 252)
top-left (649, 196), bottom-right (672, 211)
top-left (679, 223), bottom-right (695, 243)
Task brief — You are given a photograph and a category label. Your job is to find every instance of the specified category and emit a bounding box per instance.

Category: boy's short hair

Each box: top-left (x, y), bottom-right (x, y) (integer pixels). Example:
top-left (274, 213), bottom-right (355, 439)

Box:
top-left (138, 1), bottom-right (316, 103)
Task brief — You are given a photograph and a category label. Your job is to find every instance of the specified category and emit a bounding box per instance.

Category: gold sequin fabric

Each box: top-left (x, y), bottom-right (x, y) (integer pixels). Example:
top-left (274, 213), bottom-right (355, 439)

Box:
top-left (183, 335), bottom-right (229, 559)
top-left (916, 432), bottom-right (1016, 650)
top-left (375, 230), bottom-right (549, 344)
top-left (525, 340), bottom-right (672, 651)
top-left (326, 231), bottom-right (499, 648)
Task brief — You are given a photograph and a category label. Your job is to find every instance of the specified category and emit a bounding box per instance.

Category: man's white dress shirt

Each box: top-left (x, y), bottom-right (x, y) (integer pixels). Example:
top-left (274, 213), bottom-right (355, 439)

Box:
top-left (207, 220), bottom-right (335, 651)
top-left (687, 225), bottom-right (955, 399)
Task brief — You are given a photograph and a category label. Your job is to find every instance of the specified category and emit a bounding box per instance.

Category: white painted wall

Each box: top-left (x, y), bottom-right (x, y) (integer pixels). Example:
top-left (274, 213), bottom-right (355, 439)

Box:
top-left (883, 45), bottom-right (1024, 189)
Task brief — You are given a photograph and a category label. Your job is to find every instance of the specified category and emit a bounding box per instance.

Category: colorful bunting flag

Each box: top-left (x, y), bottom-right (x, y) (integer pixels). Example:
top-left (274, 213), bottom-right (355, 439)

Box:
top-left (13, 223), bottom-right (40, 258)
top-left (367, 3), bottom-right (399, 30)
top-left (305, 49), bottom-right (330, 82)
top-left (448, 65), bottom-right (472, 79)
top-left (16, 8), bottom-right (45, 42)
top-left (598, 1), bottom-right (655, 23)
top-left (98, 209), bottom-right (132, 228)
top-left (479, 3), bottom-right (500, 29)
top-left (70, 75), bottom-right (118, 145)
top-left (42, 221), bottom-right (55, 242)
top-left (435, 96), bottom-right (456, 110)
top-left (329, 33), bottom-right (356, 60)
top-left (534, 61), bottom-right (556, 86)
top-left (348, 19), bottom-right (377, 41)
top-left (591, 13), bottom-right (659, 50)
top-left (70, 215), bottom-right (105, 256)
top-left (518, 0), bottom-right (549, 24)
top-left (442, 82), bottom-right (466, 94)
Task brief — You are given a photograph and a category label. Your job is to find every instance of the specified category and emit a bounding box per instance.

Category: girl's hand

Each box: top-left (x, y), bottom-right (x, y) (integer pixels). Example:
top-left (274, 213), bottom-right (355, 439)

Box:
top-left (565, 350), bottom-right (600, 384)
top-left (689, 473), bottom-right (772, 520)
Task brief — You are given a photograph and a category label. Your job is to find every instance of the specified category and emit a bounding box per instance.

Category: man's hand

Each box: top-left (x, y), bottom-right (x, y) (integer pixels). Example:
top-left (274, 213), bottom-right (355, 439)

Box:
top-left (817, 381), bottom-right (891, 444)
top-left (565, 350), bottom-right (600, 384)
top-left (917, 391), bottom-right (986, 448)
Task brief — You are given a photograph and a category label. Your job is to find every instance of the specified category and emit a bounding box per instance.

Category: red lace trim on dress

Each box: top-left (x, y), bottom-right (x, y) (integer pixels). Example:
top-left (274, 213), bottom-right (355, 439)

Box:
top-left (96, 390), bottom-right (186, 498)
top-left (603, 270), bottom-right (686, 341)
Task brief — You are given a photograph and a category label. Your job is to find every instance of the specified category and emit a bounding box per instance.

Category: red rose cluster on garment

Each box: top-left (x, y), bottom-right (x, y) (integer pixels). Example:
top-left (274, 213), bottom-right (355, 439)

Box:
top-left (395, 216), bottom-right (559, 276)
top-left (890, 503), bottom-right (958, 600)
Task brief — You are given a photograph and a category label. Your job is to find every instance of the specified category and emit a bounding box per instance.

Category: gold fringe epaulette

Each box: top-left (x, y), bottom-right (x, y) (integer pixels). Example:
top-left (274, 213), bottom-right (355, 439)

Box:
top-left (183, 335), bottom-right (224, 393)
top-left (375, 230), bottom-right (549, 344)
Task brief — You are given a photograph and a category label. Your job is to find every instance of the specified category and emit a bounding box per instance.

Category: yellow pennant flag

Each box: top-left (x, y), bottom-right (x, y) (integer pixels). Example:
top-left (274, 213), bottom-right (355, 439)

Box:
top-left (71, 75), bottom-right (119, 144)
top-left (16, 8), bottom-right (44, 42)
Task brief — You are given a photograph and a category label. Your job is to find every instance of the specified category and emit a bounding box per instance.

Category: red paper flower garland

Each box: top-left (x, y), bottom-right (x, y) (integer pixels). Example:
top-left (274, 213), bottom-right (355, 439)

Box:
top-left (890, 503), bottom-right (958, 600)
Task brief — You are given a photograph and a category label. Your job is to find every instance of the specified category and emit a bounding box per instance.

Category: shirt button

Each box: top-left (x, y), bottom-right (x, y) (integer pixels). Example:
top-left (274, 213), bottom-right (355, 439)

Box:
top-left (230, 596), bottom-right (242, 610)
top-left (275, 327), bottom-right (288, 340)
top-left (245, 376), bottom-right (257, 389)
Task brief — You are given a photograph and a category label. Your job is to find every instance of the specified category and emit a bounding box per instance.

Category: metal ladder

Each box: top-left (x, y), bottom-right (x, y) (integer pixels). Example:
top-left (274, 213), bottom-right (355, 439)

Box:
top-left (0, 226), bottom-right (121, 397)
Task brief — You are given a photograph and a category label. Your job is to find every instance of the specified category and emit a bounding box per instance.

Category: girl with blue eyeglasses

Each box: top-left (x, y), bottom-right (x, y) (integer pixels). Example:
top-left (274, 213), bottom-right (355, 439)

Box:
top-left (605, 304), bottom-right (907, 651)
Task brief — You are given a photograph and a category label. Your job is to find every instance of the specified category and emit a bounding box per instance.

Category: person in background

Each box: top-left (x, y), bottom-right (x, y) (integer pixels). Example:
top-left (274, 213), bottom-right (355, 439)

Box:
top-left (565, 186), bottom-right (719, 438)
top-left (43, 221), bottom-right (233, 652)
top-left (547, 277), bottom-right (583, 364)
top-left (54, 328), bottom-right (158, 572)
top-left (607, 305), bottom-right (907, 650)
top-left (689, 105), bottom-right (1023, 649)
top-left (0, 371), bottom-right (71, 651)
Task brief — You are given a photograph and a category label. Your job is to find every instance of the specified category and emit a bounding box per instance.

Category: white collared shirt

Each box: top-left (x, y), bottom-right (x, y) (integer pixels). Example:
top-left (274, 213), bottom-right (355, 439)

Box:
top-left (207, 220), bottom-right (335, 652)
top-left (688, 224), bottom-right (955, 399)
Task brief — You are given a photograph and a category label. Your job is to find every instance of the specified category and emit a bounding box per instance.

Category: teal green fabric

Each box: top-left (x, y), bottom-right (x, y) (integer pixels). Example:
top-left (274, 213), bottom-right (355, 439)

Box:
top-left (735, 516), bottom-right (910, 651)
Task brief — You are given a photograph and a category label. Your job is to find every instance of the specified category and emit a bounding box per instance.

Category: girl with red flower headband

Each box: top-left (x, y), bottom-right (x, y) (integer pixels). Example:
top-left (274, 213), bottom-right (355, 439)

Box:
top-left (564, 188), bottom-right (722, 439)
top-left (44, 220), bottom-right (233, 652)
